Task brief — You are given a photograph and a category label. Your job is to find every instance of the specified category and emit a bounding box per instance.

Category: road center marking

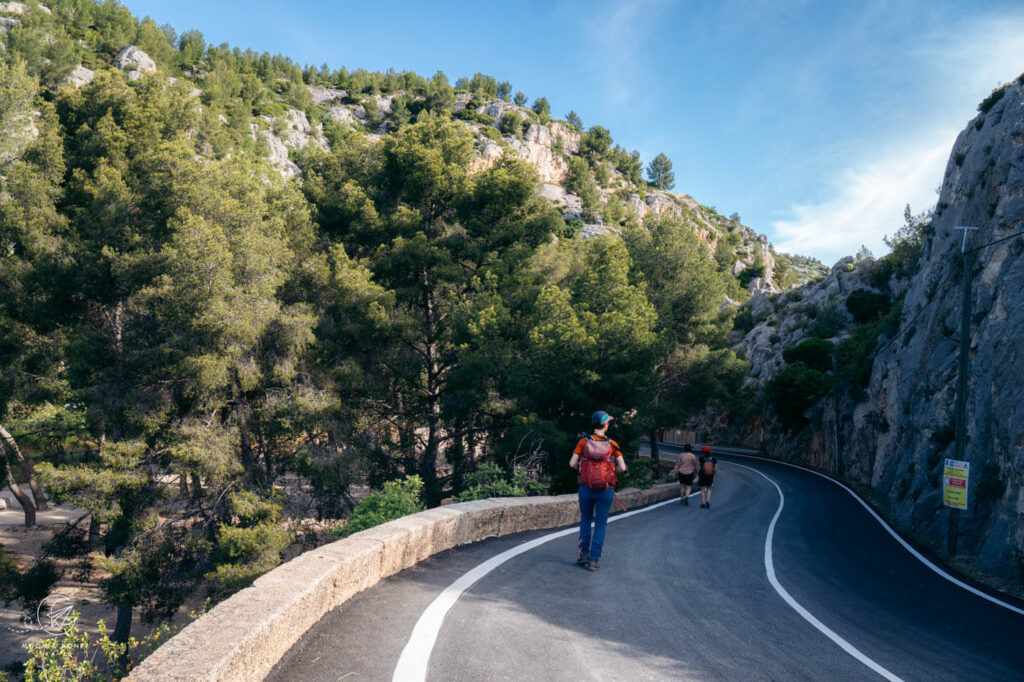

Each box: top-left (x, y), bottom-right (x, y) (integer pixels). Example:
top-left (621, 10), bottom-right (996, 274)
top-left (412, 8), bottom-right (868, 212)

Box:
top-left (729, 461), bottom-right (903, 682)
top-left (392, 495), bottom-right (681, 682)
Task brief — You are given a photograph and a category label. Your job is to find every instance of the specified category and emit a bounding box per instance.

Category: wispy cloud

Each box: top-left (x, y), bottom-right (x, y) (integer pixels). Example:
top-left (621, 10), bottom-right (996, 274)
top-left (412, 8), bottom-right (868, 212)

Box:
top-left (582, 0), bottom-right (673, 105)
top-left (770, 9), bottom-right (1024, 264)
top-left (772, 130), bottom-right (954, 264)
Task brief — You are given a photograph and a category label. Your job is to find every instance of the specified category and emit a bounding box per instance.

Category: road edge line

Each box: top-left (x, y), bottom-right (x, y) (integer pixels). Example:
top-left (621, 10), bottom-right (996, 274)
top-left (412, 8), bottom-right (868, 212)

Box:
top-left (729, 461), bottom-right (903, 682)
top-left (720, 452), bottom-right (1024, 618)
top-left (391, 496), bottom-right (680, 682)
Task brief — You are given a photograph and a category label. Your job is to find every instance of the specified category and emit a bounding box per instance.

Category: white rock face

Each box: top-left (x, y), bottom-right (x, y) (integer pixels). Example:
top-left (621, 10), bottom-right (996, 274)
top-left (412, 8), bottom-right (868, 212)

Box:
top-left (327, 105), bottom-right (359, 126)
top-left (250, 122), bottom-right (299, 179)
top-left (454, 93), bottom-right (473, 112)
top-left (548, 122), bottom-right (581, 154)
top-left (115, 46), bottom-right (157, 74)
top-left (308, 86), bottom-right (348, 105)
top-left (66, 64), bottom-right (95, 88)
top-left (0, 15), bottom-right (18, 31)
top-left (0, 2), bottom-right (26, 14)
top-left (507, 125), bottom-right (568, 183)
top-left (249, 109), bottom-right (329, 179)
top-left (478, 101), bottom-right (528, 122)
top-left (278, 109), bottom-right (328, 152)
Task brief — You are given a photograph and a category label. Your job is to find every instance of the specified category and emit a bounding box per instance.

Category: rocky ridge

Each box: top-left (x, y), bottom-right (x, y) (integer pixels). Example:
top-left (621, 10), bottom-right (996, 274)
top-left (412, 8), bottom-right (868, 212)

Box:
top-left (724, 77), bottom-right (1024, 585)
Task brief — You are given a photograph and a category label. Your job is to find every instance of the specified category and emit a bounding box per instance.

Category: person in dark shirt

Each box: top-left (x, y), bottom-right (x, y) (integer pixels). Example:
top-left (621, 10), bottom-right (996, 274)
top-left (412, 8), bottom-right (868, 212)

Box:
top-left (697, 446), bottom-right (718, 509)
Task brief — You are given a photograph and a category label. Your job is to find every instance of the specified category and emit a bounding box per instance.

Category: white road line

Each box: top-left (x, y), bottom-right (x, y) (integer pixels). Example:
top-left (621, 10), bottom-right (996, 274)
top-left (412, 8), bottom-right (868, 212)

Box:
top-left (391, 495), bottom-right (682, 682)
top-left (729, 461), bottom-right (904, 682)
top-left (721, 452), bottom-right (1024, 618)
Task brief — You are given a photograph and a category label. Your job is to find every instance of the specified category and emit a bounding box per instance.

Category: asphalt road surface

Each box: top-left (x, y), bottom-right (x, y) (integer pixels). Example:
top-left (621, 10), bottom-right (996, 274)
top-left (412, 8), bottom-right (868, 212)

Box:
top-left (270, 450), bottom-right (1024, 681)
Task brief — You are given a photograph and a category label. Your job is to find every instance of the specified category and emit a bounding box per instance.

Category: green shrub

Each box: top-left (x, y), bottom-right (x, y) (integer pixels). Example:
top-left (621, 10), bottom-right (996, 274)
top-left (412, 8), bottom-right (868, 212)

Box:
top-left (453, 462), bottom-right (545, 501)
top-left (737, 261), bottom-right (766, 289)
top-left (499, 111), bottom-right (522, 138)
top-left (767, 364), bottom-right (830, 431)
top-left (845, 289), bottom-right (891, 324)
top-left (333, 475), bottom-right (425, 538)
top-left (783, 338), bottom-right (834, 372)
top-left (836, 299), bottom-right (902, 388)
top-left (562, 218), bottom-right (584, 239)
top-left (977, 85), bottom-right (1006, 113)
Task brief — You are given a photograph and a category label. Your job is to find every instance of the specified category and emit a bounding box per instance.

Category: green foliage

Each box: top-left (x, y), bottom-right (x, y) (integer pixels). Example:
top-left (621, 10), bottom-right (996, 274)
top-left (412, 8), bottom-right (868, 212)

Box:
top-left (513, 91), bottom-right (527, 106)
top-left (837, 299), bottom-right (901, 388)
top-left (736, 256), bottom-right (766, 289)
top-left (499, 110), bottom-right (523, 137)
top-left (782, 338), bottom-right (834, 373)
top-left (532, 97), bottom-right (550, 117)
top-left (645, 152), bottom-right (675, 190)
top-left (880, 204), bottom-right (929, 279)
top-left (333, 475), bottom-right (425, 537)
top-left (977, 84), bottom-right (1006, 113)
top-left (453, 462), bottom-right (544, 501)
top-left (845, 289), bottom-right (890, 324)
top-left (581, 125), bottom-right (612, 160)
top-left (565, 110), bottom-right (582, 131)
top-left (767, 364), bottom-right (830, 431)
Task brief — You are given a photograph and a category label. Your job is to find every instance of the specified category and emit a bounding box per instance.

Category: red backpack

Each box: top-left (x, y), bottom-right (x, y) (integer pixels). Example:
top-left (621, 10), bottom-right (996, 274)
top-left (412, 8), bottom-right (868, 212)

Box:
top-left (578, 436), bottom-right (617, 491)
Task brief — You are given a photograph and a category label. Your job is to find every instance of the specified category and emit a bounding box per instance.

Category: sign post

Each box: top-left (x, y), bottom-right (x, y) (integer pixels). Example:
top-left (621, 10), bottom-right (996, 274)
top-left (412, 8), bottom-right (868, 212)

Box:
top-left (942, 459), bottom-right (970, 511)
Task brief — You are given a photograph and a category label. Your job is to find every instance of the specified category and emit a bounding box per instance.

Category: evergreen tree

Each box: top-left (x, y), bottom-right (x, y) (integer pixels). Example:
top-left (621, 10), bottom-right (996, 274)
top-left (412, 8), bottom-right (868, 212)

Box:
top-left (565, 110), bottom-right (583, 131)
top-left (646, 153), bottom-right (675, 190)
top-left (513, 91), bottom-right (527, 106)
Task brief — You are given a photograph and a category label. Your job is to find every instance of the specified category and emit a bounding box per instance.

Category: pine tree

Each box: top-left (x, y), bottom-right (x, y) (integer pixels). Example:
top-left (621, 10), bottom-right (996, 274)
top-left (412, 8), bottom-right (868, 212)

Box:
top-left (646, 153), bottom-right (675, 190)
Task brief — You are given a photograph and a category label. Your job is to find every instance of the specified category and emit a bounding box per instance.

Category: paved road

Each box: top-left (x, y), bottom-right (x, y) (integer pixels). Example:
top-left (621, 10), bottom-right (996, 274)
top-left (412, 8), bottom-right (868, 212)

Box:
top-left (270, 451), bottom-right (1024, 681)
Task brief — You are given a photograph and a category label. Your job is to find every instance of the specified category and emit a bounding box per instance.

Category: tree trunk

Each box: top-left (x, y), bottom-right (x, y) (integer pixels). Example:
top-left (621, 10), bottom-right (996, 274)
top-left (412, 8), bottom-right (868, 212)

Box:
top-left (89, 517), bottom-right (102, 545)
top-left (649, 428), bottom-right (660, 466)
top-left (3, 453), bottom-right (36, 526)
top-left (0, 424), bottom-right (48, 510)
top-left (421, 288), bottom-right (444, 507)
top-left (178, 473), bottom-right (188, 496)
top-left (190, 472), bottom-right (203, 498)
top-left (112, 603), bottom-right (132, 644)
top-left (230, 369), bottom-right (259, 482)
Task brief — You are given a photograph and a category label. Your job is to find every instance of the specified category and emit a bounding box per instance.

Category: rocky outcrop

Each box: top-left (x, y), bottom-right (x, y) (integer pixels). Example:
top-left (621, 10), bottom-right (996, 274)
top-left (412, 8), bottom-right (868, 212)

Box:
top-left (507, 124), bottom-right (569, 183)
top-left (478, 101), bottom-right (528, 122)
top-left (115, 46), bottom-right (157, 76)
top-left (308, 86), bottom-right (347, 105)
top-left (66, 65), bottom-right (95, 88)
top-left (0, 2), bottom-right (26, 14)
top-left (725, 80), bottom-right (1024, 586)
top-left (850, 81), bottom-right (1024, 580)
top-left (250, 109), bottom-right (329, 179)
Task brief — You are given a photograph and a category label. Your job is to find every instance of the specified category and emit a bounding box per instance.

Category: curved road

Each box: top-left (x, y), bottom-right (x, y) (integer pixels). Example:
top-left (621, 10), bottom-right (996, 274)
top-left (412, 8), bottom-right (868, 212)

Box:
top-left (270, 452), bottom-right (1024, 681)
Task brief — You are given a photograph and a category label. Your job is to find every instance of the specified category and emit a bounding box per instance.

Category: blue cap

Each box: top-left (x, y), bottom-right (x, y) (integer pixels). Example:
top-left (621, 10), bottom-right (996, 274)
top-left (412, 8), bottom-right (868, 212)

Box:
top-left (591, 410), bottom-right (614, 425)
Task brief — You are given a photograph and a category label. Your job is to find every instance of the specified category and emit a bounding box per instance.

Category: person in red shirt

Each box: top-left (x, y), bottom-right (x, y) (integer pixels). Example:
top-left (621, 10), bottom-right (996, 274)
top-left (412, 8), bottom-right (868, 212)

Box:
top-left (569, 410), bottom-right (627, 571)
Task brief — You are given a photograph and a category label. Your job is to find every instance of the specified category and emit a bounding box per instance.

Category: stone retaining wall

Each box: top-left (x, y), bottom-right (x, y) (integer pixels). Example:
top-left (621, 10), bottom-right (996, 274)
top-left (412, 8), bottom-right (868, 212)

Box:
top-left (128, 484), bottom-right (676, 681)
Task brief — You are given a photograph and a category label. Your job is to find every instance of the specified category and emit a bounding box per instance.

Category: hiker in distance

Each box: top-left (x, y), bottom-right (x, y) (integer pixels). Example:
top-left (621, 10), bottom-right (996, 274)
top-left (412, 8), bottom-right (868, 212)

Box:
top-left (671, 443), bottom-right (699, 505)
top-left (570, 410), bottom-right (627, 571)
top-left (697, 446), bottom-right (717, 508)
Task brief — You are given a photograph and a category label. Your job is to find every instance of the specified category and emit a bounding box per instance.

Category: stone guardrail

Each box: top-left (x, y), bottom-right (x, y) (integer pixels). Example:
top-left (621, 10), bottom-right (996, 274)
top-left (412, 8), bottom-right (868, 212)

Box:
top-left (128, 483), bottom-right (677, 681)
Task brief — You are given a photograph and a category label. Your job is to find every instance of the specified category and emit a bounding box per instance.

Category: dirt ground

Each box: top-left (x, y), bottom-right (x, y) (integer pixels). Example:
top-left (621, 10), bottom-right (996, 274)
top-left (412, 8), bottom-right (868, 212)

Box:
top-left (0, 491), bottom-right (191, 674)
top-left (0, 482), bottom-right (342, 675)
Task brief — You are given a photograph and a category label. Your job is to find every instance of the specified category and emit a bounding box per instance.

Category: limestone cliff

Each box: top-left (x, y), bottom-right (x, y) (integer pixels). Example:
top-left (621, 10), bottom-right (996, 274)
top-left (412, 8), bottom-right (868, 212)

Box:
top-left (724, 77), bottom-right (1024, 586)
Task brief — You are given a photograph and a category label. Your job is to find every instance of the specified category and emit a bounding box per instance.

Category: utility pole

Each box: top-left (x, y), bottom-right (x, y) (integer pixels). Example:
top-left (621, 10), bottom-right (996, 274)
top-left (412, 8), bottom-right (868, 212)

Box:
top-left (948, 225), bottom-right (978, 556)
top-left (832, 351), bottom-right (840, 477)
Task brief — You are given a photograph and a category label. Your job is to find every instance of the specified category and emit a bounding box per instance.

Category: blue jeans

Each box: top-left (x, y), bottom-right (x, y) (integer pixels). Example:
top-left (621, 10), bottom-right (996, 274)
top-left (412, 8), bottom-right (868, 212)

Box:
top-left (578, 485), bottom-right (614, 560)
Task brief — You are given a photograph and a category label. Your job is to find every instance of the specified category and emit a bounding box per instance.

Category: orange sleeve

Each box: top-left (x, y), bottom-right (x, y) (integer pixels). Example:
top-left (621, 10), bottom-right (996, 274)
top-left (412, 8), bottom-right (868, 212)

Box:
top-left (609, 440), bottom-right (623, 458)
top-left (573, 439), bottom-right (586, 455)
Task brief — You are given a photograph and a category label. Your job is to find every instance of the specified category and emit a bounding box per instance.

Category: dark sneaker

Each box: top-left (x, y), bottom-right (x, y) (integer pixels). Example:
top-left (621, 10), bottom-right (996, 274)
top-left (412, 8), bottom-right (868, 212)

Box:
top-left (576, 553), bottom-right (590, 566)
top-left (680, 498), bottom-right (685, 505)
top-left (706, 502), bottom-right (711, 509)
top-left (684, 497), bottom-right (689, 506)
top-left (586, 559), bottom-right (600, 571)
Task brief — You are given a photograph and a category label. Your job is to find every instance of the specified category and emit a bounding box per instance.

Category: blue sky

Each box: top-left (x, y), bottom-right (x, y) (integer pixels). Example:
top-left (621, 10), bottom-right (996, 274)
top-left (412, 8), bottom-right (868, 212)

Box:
top-left (121, 0), bottom-right (1024, 264)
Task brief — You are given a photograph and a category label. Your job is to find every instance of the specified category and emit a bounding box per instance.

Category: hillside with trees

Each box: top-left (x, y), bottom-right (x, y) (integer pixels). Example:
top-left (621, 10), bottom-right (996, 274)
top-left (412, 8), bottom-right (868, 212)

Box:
top-left (0, 1), bottom-right (822, 675)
